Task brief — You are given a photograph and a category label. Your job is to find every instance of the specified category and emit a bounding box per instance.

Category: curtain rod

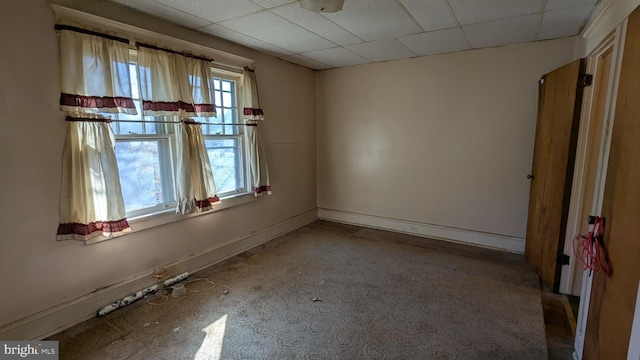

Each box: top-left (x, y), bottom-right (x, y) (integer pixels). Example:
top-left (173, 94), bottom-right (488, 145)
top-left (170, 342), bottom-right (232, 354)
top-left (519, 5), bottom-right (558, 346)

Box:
top-left (65, 116), bottom-right (256, 126)
top-left (55, 24), bottom-right (129, 44)
top-left (137, 42), bottom-right (214, 63)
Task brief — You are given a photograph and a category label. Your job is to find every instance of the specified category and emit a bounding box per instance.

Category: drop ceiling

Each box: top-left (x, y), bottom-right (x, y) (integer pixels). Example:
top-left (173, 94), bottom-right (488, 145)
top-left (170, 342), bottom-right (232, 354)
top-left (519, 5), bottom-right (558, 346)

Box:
top-left (108, 0), bottom-right (598, 70)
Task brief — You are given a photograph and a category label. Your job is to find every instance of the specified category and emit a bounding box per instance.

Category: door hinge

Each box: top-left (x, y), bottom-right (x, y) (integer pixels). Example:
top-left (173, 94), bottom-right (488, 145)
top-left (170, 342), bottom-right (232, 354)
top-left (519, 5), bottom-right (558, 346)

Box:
top-left (562, 254), bottom-right (571, 265)
top-left (580, 74), bottom-right (593, 87)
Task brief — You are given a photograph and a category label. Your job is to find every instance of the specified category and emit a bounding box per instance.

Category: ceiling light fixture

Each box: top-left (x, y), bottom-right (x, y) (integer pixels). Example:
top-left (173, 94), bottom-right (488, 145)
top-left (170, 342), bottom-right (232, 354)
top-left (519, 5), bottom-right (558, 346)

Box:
top-left (300, 0), bottom-right (345, 13)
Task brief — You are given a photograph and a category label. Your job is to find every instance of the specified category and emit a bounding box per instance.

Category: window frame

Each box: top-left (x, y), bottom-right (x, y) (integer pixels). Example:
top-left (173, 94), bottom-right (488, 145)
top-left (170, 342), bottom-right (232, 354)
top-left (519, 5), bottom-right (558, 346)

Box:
top-left (202, 72), bottom-right (250, 199)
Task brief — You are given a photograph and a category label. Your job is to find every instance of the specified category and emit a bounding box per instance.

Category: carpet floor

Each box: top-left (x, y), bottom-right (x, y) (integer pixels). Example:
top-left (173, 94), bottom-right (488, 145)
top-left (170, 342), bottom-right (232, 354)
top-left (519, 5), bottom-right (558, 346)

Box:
top-left (48, 221), bottom-right (548, 359)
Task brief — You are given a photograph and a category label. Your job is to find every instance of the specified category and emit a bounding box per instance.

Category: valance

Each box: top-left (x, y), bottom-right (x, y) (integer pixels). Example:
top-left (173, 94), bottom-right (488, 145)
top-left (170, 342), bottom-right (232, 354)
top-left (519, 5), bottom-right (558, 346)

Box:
top-left (138, 46), bottom-right (216, 118)
top-left (242, 69), bottom-right (264, 121)
top-left (58, 29), bottom-right (136, 116)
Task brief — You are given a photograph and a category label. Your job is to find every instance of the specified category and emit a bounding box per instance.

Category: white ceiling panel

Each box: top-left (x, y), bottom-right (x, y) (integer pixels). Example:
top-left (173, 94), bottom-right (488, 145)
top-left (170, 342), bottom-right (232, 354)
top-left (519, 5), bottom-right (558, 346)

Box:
top-left (463, 14), bottom-right (540, 48)
top-left (199, 23), bottom-right (293, 56)
top-left (110, 0), bottom-right (212, 28)
top-left (539, 5), bottom-right (594, 39)
top-left (108, 0), bottom-right (598, 70)
top-left (346, 39), bottom-right (416, 62)
top-left (322, 0), bottom-right (422, 41)
top-left (302, 47), bottom-right (370, 67)
top-left (271, 3), bottom-right (363, 46)
top-left (219, 11), bottom-right (336, 53)
top-left (449, 0), bottom-right (543, 25)
top-left (399, 0), bottom-right (459, 32)
top-left (545, 0), bottom-right (597, 11)
top-left (250, 0), bottom-right (296, 8)
top-left (282, 54), bottom-right (332, 69)
top-left (155, 0), bottom-right (263, 23)
top-left (399, 27), bottom-right (470, 56)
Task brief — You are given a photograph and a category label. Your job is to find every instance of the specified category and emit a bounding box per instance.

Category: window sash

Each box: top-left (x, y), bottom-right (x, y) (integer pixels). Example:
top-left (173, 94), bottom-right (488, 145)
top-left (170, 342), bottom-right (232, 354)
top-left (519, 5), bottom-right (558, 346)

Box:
top-left (204, 134), bottom-right (246, 197)
top-left (108, 53), bottom-right (247, 218)
top-left (114, 134), bottom-right (177, 217)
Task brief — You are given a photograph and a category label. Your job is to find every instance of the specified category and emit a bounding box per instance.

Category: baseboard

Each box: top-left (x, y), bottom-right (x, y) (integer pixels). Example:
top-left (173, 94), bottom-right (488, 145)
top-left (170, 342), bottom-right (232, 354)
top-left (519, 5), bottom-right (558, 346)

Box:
top-left (318, 208), bottom-right (525, 253)
top-left (0, 209), bottom-right (318, 341)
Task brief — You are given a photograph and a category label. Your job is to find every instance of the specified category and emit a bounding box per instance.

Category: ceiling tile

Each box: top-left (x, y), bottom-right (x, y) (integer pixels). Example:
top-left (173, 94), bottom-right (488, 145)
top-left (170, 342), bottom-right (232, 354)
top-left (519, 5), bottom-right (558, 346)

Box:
top-left (199, 23), bottom-right (293, 56)
top-left (322, 0), bottom-right (422, 41)
top-left (346, 39), bottom-right (416, 62)
top-left (154, 0), bottom-right (264, 23)
top-left (219, 11), bottom-right (336, 53)
top-left (399, 0), bottom-right (459, 32)
top-left (110, 0), bottom-right (212, 28)
top-left (251, 0), bottom-right (296, 8)
top-left (281, 54), bottom-right (332, 69)
top-left (271, 3), bottom-right (362, 46)
top-left (449, 0), bottom-right (543, 25)
top-left (545, 0), bottom-right (596, 11)
top-left (463, 13), bottom-right (539, 48)
top-left (399, 27), bottom-right (470, 56)
top-left (539, 5), bottom-right (593, 39)
top-left (302, 47), bottom-right (370, 68)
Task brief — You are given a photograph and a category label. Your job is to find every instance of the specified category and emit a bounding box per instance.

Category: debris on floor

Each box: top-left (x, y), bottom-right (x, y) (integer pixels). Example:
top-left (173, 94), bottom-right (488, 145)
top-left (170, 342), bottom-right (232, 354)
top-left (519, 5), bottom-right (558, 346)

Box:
top-left (312, 297), bottom-right (322, 302)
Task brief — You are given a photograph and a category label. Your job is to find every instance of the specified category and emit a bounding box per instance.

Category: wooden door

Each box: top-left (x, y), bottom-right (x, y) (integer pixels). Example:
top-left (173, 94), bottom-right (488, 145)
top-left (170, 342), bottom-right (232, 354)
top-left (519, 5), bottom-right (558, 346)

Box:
top-left (525, 59), bottom-right (586, 292)
top-left (584, 7), bottom-right (640, 359)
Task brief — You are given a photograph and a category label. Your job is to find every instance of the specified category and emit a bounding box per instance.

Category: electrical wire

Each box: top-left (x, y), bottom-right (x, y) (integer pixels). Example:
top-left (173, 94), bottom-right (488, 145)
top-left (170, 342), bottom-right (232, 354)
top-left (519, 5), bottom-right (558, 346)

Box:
top-left (184, 278), bottom-right (217, 293)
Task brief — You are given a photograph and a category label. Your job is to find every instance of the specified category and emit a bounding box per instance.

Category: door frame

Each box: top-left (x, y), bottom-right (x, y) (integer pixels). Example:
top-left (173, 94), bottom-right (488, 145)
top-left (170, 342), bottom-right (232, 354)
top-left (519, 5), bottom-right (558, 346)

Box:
top-left (629, 279), bottom-right (640, 360)
top-left (572, 21), bottom-right (627, 360)
top-left (560, 30), bottom-right (616, 295)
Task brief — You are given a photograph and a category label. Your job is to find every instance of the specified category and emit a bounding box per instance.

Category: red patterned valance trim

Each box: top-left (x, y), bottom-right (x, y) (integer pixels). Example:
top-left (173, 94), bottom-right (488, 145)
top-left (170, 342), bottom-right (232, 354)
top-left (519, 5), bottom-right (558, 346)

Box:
top-left (195, 195), bottom-right (221, 210)
top-left (254, 186), bottom-right (272, 197)
top-left (60, 93), bottom-right (136, 113)
top-left (244, 108), bottom-right (264, 116)
top-left (143, 100), bottom-right (216, 116)
top-left (57, 218), bottom-right (130, 237)
top-left (193, 103), bottom-right (216, 115)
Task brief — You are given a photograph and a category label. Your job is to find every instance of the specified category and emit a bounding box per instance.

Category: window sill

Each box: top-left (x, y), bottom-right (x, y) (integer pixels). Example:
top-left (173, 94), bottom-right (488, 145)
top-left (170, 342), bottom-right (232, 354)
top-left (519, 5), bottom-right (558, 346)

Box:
top-left (84, 192), bottom-right (256, 245)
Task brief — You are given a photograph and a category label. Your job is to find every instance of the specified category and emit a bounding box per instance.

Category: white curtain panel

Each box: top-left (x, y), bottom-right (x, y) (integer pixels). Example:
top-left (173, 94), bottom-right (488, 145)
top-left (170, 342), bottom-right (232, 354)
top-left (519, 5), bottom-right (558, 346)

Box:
top-left (242, 69), bottom-right (271, 196)
top-left (175, 121), bottom-right (220, 214)
top-left (138, 47), bottom-right (216, 117)
top-left (58, 29), bottom-right (136, 116)
top-left (57, 121), bottom-right (131, 241)
top-left (245, 124), bottom-right (272, 196)
top-left (242, 69), bottom-right (264, 121)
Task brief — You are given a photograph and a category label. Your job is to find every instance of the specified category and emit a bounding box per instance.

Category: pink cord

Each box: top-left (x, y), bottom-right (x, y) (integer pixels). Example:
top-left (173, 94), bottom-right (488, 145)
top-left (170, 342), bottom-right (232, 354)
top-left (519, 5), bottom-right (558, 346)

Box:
top-left (573, 216), bottom-right (610, 275)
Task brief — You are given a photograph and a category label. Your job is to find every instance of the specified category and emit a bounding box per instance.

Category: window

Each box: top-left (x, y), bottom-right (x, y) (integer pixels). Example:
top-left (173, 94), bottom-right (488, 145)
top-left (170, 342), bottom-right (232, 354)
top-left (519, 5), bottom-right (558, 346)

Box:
top-left (109, 51), bottom-right (248, 218)
top-left (197, 76), bottom-right (247, 197)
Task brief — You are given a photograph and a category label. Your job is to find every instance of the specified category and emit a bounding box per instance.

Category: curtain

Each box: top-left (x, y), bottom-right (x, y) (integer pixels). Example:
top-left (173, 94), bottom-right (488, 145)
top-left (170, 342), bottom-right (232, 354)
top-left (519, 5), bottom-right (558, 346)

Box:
top-left (57, 121), bottom-right (131, 241)
top-left (137, 46), bottom-right (216, 117)
top-left (175, 120), bottom-right (220, 214)
top-left (57, 28), bottom-right (133, 241)
top-left (242, 69), bottom-right (264, 121)
top-left (58, 29), bottom-right (136, 116)
top-left (138, 46), bottom-right (220, 213)
top-left (245, 124), bottom-right (272, 196)
top-left (242, 69), bottom-right (271, 196)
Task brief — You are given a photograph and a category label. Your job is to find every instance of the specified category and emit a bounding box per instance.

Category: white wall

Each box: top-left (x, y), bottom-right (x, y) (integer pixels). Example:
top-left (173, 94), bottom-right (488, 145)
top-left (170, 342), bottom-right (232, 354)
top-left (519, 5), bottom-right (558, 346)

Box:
top-left (0, 0), bottom-right (317, 338)
top-left (317, 38), bottom-right (578, 251)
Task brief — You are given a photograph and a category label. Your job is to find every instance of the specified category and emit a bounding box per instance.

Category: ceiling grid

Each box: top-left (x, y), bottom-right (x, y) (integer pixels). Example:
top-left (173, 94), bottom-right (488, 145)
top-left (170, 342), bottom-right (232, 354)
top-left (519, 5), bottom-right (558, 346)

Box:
top-left (109, 0), bottom-right (598, 69)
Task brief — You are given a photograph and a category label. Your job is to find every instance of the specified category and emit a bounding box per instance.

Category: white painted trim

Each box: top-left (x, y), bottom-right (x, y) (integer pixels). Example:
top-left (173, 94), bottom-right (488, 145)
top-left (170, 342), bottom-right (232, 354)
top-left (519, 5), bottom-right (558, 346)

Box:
top-left (574, 20), bottom-right (627, 360)
top-left (560, 32), bottom-right (616, 295)
top-left (318, 208), bottom-right (525, 253)
top-left (0, 209), bottom-right (318, 341)
top-left (582, 0), bottom-right (640, 54)
top-left (628, 280), bottom-right (640, 360)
